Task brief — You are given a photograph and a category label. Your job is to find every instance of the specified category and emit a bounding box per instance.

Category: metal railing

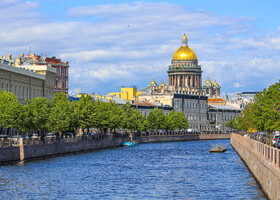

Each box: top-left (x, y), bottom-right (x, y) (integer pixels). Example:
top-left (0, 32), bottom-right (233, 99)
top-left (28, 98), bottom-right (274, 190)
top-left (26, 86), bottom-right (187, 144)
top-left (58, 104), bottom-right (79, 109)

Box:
top-left (0, 133), bottom-right (130, 148)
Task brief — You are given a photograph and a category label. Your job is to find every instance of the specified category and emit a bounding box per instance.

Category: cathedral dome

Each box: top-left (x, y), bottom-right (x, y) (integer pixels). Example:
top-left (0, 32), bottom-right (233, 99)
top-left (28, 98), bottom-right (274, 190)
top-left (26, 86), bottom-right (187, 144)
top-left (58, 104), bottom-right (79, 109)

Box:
top-left (160, 80), bottom-right (166, 87)
top-left (213, 79), bottom-right (219, 86)
top-left (205, 77), bottom-right (212, 84)
top-left (172, 33), bottom-right (197, 61)
top-left (148, 77), bottom-right (158, 87)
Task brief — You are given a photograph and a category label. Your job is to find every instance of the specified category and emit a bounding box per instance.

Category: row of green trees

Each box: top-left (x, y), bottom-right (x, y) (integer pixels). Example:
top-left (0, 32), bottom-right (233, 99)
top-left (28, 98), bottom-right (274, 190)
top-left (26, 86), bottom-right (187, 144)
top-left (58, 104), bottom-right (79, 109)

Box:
top-left (226, 80), bottom-right (280, 144)
top-left (0, 91), bottom-right (189, 135)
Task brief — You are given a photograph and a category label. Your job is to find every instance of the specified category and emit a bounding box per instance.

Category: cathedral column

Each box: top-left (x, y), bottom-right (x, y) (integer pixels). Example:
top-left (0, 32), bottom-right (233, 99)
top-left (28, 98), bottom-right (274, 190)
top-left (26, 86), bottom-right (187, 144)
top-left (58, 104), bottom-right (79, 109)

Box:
top-left (190, 76), bottom-right (193, 87)
top-left (183, 75), bottom-right (185, 87)
top-left (168, 76), bottom-right (171, 85)
top-left (187, 76), bottom-right (189, 87)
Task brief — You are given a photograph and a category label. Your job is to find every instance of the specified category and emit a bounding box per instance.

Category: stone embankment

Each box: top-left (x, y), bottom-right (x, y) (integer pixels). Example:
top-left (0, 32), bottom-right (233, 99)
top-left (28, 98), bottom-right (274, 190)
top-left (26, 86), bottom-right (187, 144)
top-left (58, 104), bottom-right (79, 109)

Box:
top-left (137, 132), bottom-right (230, 143)
top-left (0, 132), bottom-right (230, 165)
top-left (231, 133), bottom-right (280, 200)
top-left (0, 134), bottom-right (129, 165)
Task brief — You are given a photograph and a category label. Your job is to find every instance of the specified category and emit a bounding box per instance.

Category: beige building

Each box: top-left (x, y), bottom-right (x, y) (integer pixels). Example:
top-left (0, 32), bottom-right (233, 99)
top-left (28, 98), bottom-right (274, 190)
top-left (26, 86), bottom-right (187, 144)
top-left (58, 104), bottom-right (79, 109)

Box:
top-left (0, 60), bottom-right (56, 104)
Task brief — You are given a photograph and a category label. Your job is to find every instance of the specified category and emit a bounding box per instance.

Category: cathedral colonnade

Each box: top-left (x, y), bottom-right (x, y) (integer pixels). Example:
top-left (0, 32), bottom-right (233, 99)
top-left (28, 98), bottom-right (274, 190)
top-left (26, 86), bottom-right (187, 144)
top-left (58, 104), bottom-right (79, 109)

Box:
top-left (168, 74), bottom-right (201, 88)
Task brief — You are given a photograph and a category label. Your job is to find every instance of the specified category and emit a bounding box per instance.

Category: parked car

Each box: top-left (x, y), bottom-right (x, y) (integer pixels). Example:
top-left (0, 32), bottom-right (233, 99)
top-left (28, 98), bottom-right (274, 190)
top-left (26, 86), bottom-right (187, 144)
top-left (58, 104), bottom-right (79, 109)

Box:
top-left (64, 132), bottom-right (74, 138)
top-left (22, 135), bottom-right (28, 139)
top-left (272, 134), bottom-right (280, 147)
top-left (0, 135), bottom-right (9, 139)
top-left (31, 133), bottom-right (39, 139)
top-left (276, 137), bottom-right (280, 149)
top-left (12, 135), bottom-right (22, 143)
top-left (46, 132), bottom-right (56, 139)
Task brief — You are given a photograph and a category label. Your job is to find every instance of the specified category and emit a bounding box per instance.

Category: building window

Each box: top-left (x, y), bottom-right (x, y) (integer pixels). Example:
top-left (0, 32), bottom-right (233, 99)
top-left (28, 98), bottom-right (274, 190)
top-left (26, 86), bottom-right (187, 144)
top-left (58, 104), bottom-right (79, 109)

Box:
top-left (1, 82), bottom-right (3, 90)
top-left (62, 80), bottom-right (65, 89)
top-left (19, 86), bottom-right (22, 99)
top-left (15, 85), bottom-right (17, 97)
top-left (27, 88), bottom-right (29, 99)
top-left (22, 87), bottom-right (25, 99)
top-left (6, 83), bottom-right (9, 91)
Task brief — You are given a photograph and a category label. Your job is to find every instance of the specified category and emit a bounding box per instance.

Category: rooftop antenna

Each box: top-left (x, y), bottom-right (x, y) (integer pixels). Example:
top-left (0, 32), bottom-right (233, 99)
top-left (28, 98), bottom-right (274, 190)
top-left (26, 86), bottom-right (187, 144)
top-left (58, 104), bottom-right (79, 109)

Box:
top-left (29, 45), bottom-right (32, 54)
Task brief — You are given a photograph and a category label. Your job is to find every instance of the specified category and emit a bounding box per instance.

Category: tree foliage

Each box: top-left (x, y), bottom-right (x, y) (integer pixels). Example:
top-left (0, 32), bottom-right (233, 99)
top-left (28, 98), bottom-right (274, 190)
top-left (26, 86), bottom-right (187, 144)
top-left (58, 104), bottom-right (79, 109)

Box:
top-left (234, 80), bottom-right (280, 145)
top-left (121, 103), bottom-right (145, 131)
top-left (23, 97), bottom-right (50, 133)
top-left (48, 93), bottom-right (73, 133)
top-left (0, 91), bottom-right (22, 132)
top-left (147, 108), bottom-right (167, 130)
top-left (166, 110), bottom-right (189, 130)
top-left (0, 91), bottom-right (190, 134)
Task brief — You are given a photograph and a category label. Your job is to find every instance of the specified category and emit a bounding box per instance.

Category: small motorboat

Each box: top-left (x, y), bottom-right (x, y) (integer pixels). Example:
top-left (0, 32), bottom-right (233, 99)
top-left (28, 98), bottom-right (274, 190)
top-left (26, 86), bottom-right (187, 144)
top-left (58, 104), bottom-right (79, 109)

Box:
top-left (210, 144), bottom-right (227, 153)
top-left (122, 141), bottom-right (138, 147)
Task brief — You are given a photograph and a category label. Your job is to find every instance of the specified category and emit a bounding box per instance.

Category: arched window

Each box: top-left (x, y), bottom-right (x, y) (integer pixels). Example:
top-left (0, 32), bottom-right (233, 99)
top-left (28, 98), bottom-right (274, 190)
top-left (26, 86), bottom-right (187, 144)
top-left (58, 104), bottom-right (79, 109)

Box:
top-left (6, 83), bottom-right (9, 91)
top-left (1, 82), bottom-right (4, 90)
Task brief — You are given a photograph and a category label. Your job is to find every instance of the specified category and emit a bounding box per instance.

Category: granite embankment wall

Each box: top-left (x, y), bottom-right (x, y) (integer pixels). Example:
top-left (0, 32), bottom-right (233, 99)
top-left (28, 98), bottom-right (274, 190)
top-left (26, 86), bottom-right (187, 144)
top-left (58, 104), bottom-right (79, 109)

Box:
top-left (137, 133), bottom-right (230, 143)
top-left (231, 133), bottom-right (280, 200)
top-left (0, 133), bottom-right (230, 165)
top-left (0, 146), bottom-right (20, 164)
top-left (0, 136), bottom-right (128, 165)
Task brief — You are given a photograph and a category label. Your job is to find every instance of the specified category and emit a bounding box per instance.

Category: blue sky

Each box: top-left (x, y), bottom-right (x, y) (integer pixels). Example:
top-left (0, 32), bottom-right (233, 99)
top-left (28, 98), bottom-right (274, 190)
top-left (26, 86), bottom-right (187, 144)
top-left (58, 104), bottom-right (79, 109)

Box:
top-left (1, 0), bottom-right (280, 97)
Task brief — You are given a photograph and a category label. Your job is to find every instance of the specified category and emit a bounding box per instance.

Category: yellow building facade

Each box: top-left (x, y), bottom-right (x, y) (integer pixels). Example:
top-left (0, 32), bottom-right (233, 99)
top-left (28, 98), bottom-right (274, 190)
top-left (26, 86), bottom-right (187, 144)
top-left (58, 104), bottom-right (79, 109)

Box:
top-left (107, 86), bottom-right (143, 101)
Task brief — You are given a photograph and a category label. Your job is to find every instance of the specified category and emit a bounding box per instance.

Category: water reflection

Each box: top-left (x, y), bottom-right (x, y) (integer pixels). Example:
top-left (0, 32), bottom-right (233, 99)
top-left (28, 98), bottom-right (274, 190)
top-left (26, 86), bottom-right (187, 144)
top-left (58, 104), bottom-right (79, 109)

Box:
top-left (0, 139), bottom-right (267, 200)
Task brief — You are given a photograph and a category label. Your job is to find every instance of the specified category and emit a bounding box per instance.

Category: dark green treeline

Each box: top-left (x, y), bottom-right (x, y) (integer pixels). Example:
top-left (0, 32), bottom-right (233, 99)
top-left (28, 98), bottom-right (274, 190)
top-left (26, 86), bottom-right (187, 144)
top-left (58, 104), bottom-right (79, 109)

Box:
top-left (0, 91), bottom-right (189, 135)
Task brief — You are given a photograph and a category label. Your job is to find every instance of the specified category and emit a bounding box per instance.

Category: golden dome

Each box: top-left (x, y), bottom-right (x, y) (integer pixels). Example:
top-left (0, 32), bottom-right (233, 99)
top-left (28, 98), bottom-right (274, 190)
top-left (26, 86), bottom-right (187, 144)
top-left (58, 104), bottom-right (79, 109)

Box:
top-left (172, 47), bottom-right (197, 61)
top-left (205, 77), bottom-right (212, 84)
top-left (150, 77), bottom-right (157, 85)
top-left (160, 80), bottom-right (166, 87)
top-left (213, 79), bottom-right (219, 86)
top-left (172, 33), bottom-right (197, 61)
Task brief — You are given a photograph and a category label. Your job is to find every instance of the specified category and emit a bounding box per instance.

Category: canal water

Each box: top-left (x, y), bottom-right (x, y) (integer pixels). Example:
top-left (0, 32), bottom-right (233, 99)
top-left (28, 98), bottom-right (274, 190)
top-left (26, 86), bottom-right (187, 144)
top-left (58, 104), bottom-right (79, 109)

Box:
top-left (0, 139), bottom-right (266, 200)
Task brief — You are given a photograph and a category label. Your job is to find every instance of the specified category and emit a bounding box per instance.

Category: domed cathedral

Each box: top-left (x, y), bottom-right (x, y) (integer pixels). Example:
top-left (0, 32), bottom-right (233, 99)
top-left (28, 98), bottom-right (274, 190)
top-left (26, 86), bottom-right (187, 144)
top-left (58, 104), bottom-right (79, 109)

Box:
top-left (168, 33), bottom-right (202, 93)
top-left (148, 77), bottom-right (158, 87)
top-left (203, 77), bottom-right (221, 97)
